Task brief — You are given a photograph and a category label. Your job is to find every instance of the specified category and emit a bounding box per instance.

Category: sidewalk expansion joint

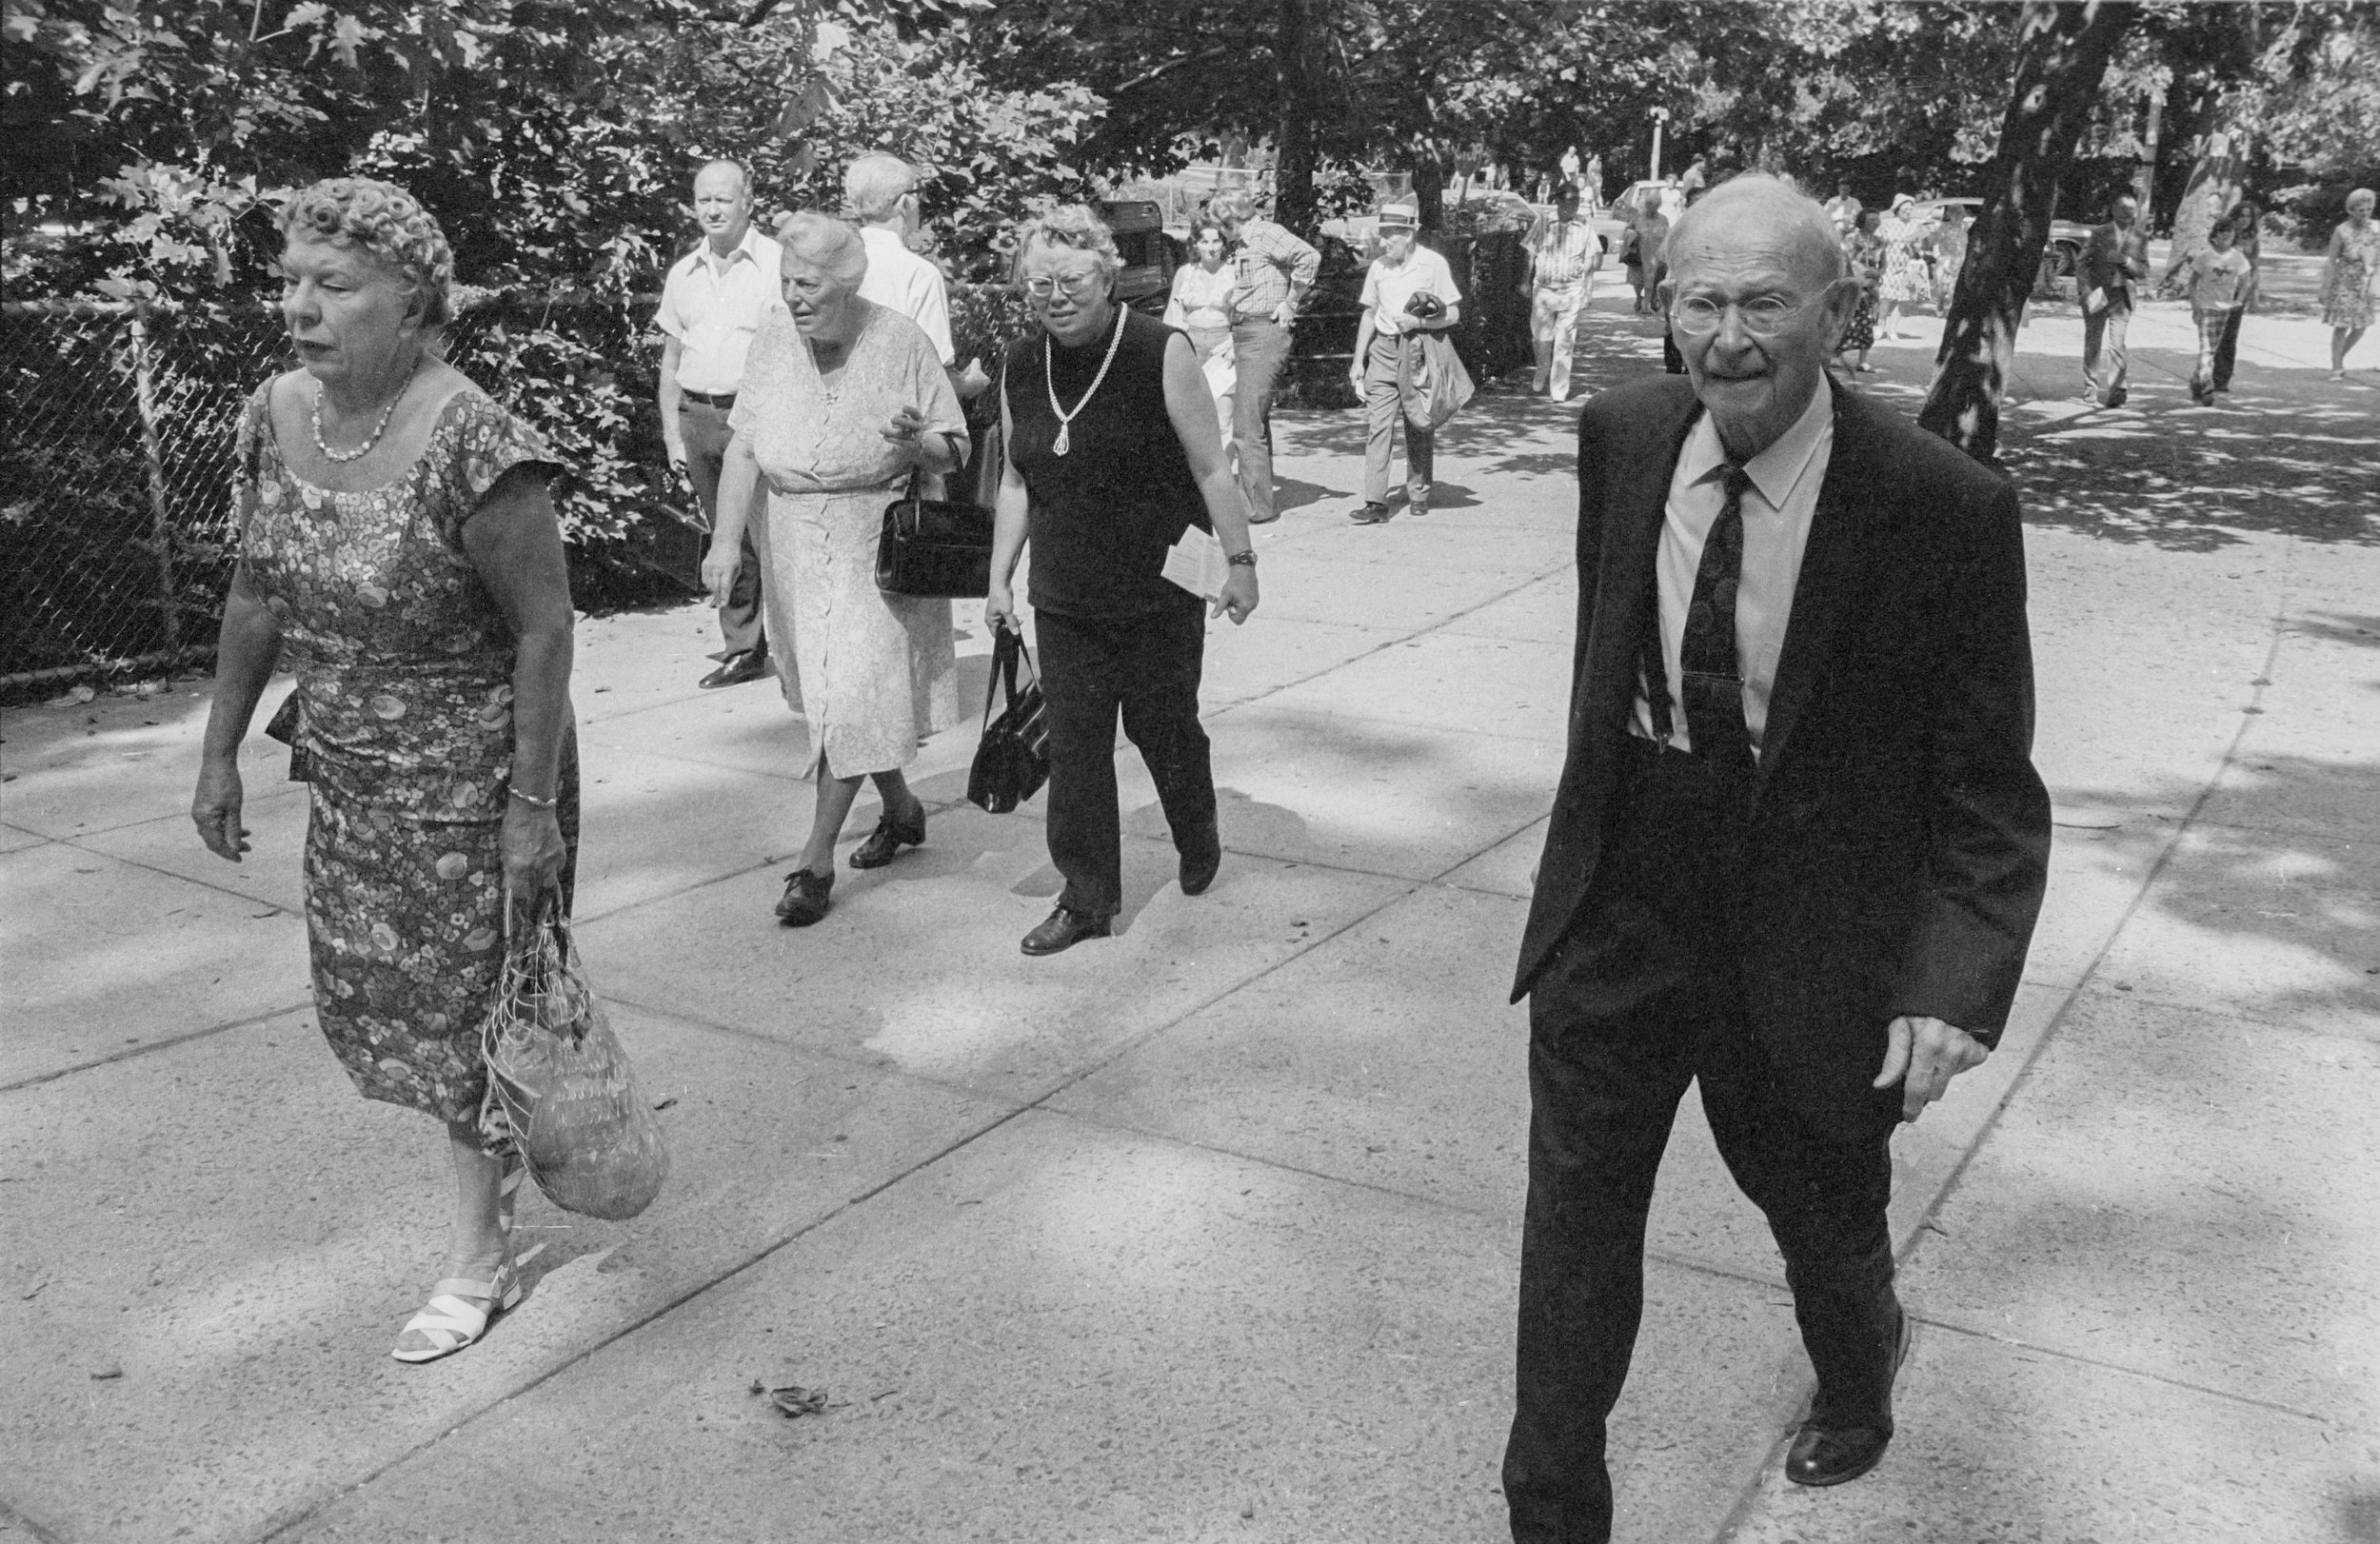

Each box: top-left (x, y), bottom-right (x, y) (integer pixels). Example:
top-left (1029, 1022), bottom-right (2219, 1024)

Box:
top-left (1907, 1314), bottom-right (2344, 1429)
top-left (0, 998), bottom-right (310, 1095)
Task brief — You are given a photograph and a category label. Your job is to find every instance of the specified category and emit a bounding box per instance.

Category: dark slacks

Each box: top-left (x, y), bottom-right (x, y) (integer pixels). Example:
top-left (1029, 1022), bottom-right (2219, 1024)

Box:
top-left (1504, 740), bottom-right (1899, 1544)
top-left (2211, 305), bottom-right (2244, 392)
top-left (680, 398), bottom-right (767, 661)
top-left (1035, 598), bottom-right (1219, 919)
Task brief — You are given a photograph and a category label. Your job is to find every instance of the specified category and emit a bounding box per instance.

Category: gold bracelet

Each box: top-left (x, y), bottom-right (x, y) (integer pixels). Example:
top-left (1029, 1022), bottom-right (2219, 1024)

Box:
top-left (508, 785), bottom-right (557, 809)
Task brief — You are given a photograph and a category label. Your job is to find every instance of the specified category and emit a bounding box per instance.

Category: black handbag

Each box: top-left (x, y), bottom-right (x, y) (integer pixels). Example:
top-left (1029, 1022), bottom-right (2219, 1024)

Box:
top-left (876, 472), bottom-right (995, 599)
top-left (966, 625), bottom-right (1051, 814)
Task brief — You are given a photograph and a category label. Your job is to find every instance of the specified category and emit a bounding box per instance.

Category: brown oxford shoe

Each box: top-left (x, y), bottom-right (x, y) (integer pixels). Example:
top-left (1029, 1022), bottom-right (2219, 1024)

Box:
top-left (1785, 1307), bottom-right (1913, 1488)
top-left (849, 800), bottom-right (925, 869)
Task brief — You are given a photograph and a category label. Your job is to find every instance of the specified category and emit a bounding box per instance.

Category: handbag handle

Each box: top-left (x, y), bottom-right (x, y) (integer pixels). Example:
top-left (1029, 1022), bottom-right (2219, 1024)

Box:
top-left (980, 623), bottom-right (1039, 730)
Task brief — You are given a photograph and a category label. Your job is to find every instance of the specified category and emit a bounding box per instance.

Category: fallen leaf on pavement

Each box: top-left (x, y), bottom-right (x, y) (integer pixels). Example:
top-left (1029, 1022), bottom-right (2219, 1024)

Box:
top-left (766, 1384), bottom-right (830, 1417)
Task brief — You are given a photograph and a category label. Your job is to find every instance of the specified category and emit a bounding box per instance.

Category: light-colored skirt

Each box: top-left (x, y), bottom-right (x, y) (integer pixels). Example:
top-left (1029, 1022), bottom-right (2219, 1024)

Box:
top-left (761, 485), bottom-right (958, 779)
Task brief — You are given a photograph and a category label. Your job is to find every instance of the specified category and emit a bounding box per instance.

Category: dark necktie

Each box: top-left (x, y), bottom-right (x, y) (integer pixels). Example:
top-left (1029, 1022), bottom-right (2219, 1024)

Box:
top-left (1679, 465), bottom-right (1755, 769)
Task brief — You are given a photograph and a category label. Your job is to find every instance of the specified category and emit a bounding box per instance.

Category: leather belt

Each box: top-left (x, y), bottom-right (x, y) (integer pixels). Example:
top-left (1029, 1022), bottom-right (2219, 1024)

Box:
top-left (680, 388), bottom-right (737, 408)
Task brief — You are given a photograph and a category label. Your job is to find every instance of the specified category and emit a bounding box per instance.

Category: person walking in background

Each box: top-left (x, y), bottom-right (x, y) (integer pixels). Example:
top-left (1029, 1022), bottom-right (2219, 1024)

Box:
top-left (699, 214), bottom-right (967, 927)
top-left (1823, 181), bottom-right (1862, 238)
top-left (2186, 217), bottom-right (2253, 406)
top-left (1206, 187), bottom-right (1319, 525)
top-left (2204, 199), bottom-right (2261, 395)
top-left (844, 150), bottom-right (992, 412)
top-left (1874, 194), bottom-right (1928, 341)
top-left (2078, 195), bottom-right (2148, 407)
top-left (1619, 202), bottom-right (1653, 314)
top-left (1525, 184), bottom-right (1598, 402)
top-left (1930, 203), bottom-right (1969, 313)
top-left (1349, 200), bottom-right (1463, 525)
top-left (2318, 188), bottom-right (2378, 382)
top-left (656, 160), bottom-right (782, 689)
top-left (1836, 208), bottom-right (1884, 373)
top-left (193, 177), bottom-right (579, 1363)
top-left (1504, 174), bottom-right (2049, 1544)
top-left (1677, 154), bottom-right (1708, 196)
top-left (1164, 218), bottom-right (1240, 459)
top-left (1582, 151), bottom-right (1604, 210)
top-left (983, 206), bottom-right (1259, 957)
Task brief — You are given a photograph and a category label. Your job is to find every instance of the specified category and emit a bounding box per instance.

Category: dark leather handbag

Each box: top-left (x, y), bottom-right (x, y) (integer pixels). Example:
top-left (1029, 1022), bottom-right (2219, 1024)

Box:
top-left (966, 625), bottom-right (1051, 814)
top-left (876, 473), bottom-right (995, 599)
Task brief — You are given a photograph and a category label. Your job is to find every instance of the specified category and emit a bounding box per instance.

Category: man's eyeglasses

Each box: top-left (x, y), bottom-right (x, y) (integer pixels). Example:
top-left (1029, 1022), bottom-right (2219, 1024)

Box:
top-left (1021, 272), bottom-right (1101, 301)
top-left (1669, 293), bottom-right (1815, 337)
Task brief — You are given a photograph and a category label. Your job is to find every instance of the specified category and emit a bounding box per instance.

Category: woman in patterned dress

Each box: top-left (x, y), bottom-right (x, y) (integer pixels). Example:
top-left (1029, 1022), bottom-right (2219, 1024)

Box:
top-left (700, 212), bottom-right (966, 927)
top-left (1874, 194), bottom-right (1929, 340)
top-left (2319, 188), bottom-right (2378, 380)
top-left (190, 179), bottom-right (576, 1362)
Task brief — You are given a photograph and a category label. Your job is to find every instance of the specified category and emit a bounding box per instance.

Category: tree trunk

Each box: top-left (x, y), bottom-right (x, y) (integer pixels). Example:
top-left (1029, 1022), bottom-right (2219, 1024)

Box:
top-left (1273, 0), bottom-right (1327, 232)
top-left (1918, 0), bottom-right (2137, 462)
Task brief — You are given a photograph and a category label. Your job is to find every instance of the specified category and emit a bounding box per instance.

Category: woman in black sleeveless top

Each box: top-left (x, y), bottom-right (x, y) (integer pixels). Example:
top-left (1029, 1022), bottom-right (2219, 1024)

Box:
top-left (986, 206), bottom-right (1261, 957)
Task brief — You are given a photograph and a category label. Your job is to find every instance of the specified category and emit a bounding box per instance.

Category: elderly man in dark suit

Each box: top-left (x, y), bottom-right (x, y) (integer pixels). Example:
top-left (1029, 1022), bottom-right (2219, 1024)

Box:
top-left (1502, 175), bottom-right (2051, 1544)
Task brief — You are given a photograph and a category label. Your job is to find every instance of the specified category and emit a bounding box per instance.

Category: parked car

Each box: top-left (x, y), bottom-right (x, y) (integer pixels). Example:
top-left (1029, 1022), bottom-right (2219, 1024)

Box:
top-left (1098, 199), bottom-right (1180, 316)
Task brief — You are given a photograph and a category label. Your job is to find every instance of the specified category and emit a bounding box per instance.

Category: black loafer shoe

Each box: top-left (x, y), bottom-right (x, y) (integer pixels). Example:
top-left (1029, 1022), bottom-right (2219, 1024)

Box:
top-left (849, 801), bottom-right (926, 869)
top-left (1021, 905), bottom-right (1112, 957)
top-left (1180, 842), bottom-right (1222, 897)
top-left (1785, 1308), bottom-right (1912, 1488)
top-left (1784, 1422), bottom-right (1891, 1488)
top-left (1351, 502), bottom-right (1393, 525)
top-left (775, 866), bottom-right (834, 926)
top-left (700, 650), bottom-right (773, 689)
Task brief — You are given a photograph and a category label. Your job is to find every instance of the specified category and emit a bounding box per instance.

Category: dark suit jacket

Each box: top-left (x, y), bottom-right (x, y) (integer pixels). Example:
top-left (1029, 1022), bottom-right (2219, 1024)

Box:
top-left (1513, 376), bottom-right (2052, 1135)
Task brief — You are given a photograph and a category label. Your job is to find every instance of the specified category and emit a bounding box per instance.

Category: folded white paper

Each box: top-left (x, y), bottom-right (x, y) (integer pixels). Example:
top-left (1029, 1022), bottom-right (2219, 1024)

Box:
top-left (1160, 525), bottom-right (1228, 600)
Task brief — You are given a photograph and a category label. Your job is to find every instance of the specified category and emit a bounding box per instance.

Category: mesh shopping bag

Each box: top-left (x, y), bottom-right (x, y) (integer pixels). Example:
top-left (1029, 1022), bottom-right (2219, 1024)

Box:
top-left (479, 894), bottom-right (669, 1220)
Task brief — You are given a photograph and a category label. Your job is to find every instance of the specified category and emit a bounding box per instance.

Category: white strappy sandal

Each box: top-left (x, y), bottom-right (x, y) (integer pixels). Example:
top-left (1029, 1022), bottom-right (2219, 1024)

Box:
top-left (391, 1155), bottom-right (528, 1364)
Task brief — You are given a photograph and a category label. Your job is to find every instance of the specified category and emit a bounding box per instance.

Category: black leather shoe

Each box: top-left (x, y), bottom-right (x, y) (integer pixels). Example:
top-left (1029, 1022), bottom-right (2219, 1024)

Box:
top-left (1351, 502), bottom-right (1393, 525)
top-left (1180, 841), bottom-right (1222, 897)
top-left (1021, 905), bottom-right (1112, 957)
top-left (700, 650), bottom-right (772, 689)
top-left (775, 866), bottom-right (833, 926)
top-left (848, 801), bottom-right (925, 869)
top-left (1784, 1309), bottom-right (1913, 1488)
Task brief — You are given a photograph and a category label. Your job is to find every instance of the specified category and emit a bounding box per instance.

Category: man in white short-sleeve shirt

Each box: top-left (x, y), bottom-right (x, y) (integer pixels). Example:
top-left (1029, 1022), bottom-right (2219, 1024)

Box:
top-left (843, 152), bottom-right (990, 499)
top-left (654, 160), bottom-right (783, 688)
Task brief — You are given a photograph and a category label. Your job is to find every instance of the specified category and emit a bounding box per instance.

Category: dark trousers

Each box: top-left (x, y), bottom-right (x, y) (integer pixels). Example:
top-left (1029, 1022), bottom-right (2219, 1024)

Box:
top-left (2081, 294), bottom-right (2132, 405)
top-left (1035, 600), bottom-right (1219, 919)
top-left (1503, 740), bottom-right (1899, 1544)
top-left (680, 398), bottom-right (767, 661)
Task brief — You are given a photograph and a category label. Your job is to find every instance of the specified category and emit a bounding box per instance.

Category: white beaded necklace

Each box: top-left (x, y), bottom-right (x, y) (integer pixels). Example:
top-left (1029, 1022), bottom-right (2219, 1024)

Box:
top-left (1042, 306), bottom-right (1125, 457)
top-left (311, 355), bottom-right (421, 465)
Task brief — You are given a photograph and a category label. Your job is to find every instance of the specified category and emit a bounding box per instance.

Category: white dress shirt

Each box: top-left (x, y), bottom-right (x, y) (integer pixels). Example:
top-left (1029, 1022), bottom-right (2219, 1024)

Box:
top-left (1359, 246), bottom-right (1462, 337)
top-left (856, 226), bottom-right (956, 367)
top-left (653, 227), bottom-right (786, 395)
top-left (1633, 382), bottom-right (1835, 756)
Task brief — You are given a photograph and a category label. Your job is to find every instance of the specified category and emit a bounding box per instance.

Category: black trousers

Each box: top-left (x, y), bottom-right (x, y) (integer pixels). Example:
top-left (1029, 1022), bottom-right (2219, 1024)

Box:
top-left (1035, 599), bottom-right (1219, 918)
top-left (680, 398), bottom-right (767, 661)
top-left (1504, 740), bottom-right (1899, 1544)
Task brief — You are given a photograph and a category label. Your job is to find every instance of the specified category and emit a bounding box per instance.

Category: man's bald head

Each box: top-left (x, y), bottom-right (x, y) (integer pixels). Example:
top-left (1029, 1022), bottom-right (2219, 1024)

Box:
top-left (696, 159), bottom-right (749, 199)
top-left (1662, 174), bottom-right (1846, 290)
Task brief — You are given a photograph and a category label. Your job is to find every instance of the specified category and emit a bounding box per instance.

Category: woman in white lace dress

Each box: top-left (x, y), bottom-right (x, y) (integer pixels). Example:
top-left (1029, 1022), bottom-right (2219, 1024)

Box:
top-left (701, 213), bottom-right (967, 926)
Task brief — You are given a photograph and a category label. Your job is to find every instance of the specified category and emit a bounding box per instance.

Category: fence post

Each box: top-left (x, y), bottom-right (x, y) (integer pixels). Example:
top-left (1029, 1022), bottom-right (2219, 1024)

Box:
top-left (127, 299), bottom-right (183, 677)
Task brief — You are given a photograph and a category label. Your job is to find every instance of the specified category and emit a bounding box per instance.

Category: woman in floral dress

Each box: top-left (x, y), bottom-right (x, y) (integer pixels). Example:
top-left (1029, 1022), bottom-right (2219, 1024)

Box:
top-left (701, 212), bottom-right (966, 927)
top-left (2319, 188), bottom-right (2378, 380)
top-left (191, 178), bottom-right (577, 1363)
top-left (1875, 194), bottom-right (1929, 340)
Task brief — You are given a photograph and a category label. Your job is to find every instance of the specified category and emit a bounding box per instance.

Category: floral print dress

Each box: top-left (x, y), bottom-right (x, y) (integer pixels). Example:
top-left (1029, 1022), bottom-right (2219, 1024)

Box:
top-left (2320, 221), bottom-right (2378, 330)
top-left (235, 385), bottom-right (576, 1133)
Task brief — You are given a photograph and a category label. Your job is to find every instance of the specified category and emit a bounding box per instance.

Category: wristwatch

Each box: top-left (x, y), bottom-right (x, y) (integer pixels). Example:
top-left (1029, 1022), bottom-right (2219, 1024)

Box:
top-left (1226, 548), bottom-right (1258, 567)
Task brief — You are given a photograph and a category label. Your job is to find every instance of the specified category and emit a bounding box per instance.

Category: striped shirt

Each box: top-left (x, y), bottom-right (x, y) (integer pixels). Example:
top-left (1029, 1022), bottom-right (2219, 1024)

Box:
top-left (1529, 217), bottom-right (1599, 290)
top-left (1226, 218), bottom-right (1321, 320)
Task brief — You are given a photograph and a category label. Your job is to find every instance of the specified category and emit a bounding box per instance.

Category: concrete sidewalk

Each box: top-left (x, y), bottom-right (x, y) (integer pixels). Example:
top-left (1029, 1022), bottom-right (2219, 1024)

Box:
top-left (4, 297), bottom-right (2377, 1544)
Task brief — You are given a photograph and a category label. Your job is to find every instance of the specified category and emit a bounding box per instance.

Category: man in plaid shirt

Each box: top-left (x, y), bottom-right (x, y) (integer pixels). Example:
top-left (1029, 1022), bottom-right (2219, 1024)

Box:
top-left (1527, 184), bottom-right (1601, 402)
top-left (1209, 188), bottom-right (1321, 524)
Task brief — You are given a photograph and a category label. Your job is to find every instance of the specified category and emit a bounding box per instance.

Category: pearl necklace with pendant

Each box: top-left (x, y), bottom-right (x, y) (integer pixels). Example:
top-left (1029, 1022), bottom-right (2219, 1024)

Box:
top-left (1044, 306), bottom-right (1126, 457)
top-left (312, 355), bottom-right (422, 465)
